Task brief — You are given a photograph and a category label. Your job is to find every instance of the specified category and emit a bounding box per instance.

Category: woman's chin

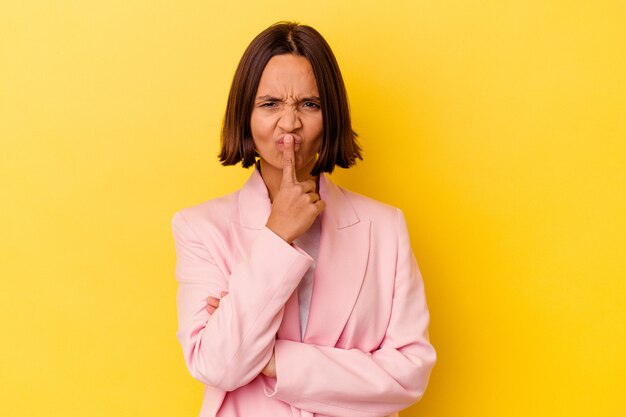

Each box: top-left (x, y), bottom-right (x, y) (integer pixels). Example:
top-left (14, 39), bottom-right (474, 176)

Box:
top-left (259, 155), bottom-right (316, 173)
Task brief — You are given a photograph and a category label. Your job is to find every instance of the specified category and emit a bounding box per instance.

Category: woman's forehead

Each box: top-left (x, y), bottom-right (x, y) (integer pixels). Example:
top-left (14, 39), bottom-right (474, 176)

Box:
top-left (257, 54), bottom-right (319, 95)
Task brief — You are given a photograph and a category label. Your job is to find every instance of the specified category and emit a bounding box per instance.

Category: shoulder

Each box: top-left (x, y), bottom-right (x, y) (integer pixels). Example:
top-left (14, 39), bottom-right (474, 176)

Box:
top-left (337, 184), bottom-right (402, 224)
top-left (171, 189), bottom-right (240, 238)
top-left (334, 184), bottom-right (412, 260)
top-left (332, 183), bottom-right (409, 243)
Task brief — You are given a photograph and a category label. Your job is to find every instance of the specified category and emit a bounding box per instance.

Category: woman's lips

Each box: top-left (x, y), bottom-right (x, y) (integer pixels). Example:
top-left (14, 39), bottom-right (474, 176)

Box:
top-left (276, 137), bottom-right (302, 151)
top-left (276, 135), bottom-right (302, 145)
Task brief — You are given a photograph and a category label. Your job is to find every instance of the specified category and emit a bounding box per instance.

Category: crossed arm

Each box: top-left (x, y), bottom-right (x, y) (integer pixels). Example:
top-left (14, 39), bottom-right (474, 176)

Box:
top-left (173, 211), bottom-right (312, 391)
top-left (172, 207), bottom-right (436, 417)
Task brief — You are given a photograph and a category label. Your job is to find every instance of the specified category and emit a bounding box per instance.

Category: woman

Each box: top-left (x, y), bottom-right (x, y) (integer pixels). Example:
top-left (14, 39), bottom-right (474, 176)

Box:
top-left (172, 22), bottom-right (436, 417)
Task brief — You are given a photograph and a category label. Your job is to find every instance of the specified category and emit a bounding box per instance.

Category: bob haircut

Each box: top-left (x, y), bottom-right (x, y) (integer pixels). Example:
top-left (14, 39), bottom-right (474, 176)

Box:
top-left (219, 21), bottom-right (362, 175)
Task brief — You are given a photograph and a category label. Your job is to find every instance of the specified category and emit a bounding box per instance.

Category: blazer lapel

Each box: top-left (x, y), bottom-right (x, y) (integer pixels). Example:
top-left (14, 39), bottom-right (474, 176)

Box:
top-left (229, 168), bottom-right (270, 264)
top-left (237, 167), bottom-right (272, 230)
top-left (303, 174), bottom-right (371, 346)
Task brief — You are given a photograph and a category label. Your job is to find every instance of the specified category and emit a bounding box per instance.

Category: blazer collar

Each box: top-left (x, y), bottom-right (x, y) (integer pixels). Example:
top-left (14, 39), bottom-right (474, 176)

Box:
top-left (237, 166), bottom-right (360, 230)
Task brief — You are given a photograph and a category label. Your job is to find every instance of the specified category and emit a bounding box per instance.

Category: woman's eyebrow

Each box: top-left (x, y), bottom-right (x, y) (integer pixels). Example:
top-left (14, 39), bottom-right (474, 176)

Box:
top-left (256, 95), bottom-right (280, 101)
top-left (255, 95), bottom-right (321, 102)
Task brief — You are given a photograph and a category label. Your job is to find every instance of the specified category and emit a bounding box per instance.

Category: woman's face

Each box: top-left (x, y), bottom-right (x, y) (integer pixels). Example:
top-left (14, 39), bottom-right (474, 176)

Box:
top-left (250, 54), bottom-right (323, 178)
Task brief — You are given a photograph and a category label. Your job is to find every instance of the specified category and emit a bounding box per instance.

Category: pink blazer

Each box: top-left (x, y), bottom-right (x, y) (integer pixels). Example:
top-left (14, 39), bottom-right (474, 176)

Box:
top-left (172, 168), bottom-right (436, 417)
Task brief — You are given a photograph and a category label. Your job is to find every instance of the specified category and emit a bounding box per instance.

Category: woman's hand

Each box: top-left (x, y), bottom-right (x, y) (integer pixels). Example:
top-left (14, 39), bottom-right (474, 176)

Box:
top-left (205, 291), bottom-right (228, 315)
top-left (266, 134), bottom-right (325, 244)
top-left (261, 351), bottom-right (276, 378)
top-left (205, 291), bottom-right (277, 378)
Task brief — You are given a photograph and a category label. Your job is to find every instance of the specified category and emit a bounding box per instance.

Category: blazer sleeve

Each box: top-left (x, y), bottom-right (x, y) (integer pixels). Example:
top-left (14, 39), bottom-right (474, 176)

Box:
top-left (172, 210), bottom-right (313, 392)
top-left (262, 208), bottom-right (437, 417)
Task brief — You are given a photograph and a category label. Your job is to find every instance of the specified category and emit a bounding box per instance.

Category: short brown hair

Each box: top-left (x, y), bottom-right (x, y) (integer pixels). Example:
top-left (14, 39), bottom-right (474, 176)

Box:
top-left (219, 21), bottom-right (362, 175)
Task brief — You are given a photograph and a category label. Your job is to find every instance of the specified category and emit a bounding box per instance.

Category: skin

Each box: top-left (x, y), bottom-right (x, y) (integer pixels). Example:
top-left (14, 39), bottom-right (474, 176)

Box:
top-left (205, 54), bottom-right (328, 378)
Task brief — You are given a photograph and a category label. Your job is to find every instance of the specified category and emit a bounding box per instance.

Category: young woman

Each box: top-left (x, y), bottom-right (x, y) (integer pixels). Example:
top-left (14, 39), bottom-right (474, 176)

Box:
top-left (172, 21), bottom-right (436, 417)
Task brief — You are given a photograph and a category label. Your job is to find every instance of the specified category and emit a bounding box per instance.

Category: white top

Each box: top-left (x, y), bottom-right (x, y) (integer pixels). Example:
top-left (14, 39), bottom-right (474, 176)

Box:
top-left (293, 216), bottom-right (321, 341)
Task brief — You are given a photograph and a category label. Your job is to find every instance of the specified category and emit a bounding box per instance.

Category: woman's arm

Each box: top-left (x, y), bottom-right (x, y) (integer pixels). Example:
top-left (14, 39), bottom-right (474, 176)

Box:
top-left (173, 139), bottom-right (326, 391)
top-left (172, 210), bottom-right (312, 392)
top-left (261, 209), bottom-right (437, 417)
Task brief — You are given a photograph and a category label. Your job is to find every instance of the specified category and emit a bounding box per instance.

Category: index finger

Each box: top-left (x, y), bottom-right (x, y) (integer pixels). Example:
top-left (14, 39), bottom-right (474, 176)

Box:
top-left (281, 134), bottom-right (297, 185)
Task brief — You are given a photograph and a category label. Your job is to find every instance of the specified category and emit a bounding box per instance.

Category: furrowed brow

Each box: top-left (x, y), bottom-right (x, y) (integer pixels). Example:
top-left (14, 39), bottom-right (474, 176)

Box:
top-left (256, 95), bottom-right (280, 102)
top-left (256, 95), bottom-right (321, 102)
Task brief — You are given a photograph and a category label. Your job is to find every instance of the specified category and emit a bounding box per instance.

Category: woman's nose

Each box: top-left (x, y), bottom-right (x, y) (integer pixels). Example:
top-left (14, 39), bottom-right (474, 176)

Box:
top-left (277, 107), bottom-right (303, 132)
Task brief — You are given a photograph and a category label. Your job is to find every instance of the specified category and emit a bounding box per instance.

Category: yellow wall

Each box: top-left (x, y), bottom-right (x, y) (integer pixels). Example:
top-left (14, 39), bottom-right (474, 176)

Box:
top-left (1, 1), bottom-right (624, 416)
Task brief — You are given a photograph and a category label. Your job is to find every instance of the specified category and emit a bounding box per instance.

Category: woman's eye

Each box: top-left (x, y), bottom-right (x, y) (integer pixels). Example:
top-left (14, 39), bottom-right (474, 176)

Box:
top-left (303, 102), bottom-right (320, 109)
top-left (260, 102), bottom-right (277, 108)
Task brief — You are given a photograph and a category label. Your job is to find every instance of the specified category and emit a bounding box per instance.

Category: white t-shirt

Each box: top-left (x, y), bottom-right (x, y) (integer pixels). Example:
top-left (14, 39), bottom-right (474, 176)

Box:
top-left (293, 216), bottom-right (321, 341)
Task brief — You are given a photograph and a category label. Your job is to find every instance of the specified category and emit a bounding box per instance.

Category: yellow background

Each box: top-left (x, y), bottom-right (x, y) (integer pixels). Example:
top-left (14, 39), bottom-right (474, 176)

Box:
top-left (1, 1), bottom-right (624, 416)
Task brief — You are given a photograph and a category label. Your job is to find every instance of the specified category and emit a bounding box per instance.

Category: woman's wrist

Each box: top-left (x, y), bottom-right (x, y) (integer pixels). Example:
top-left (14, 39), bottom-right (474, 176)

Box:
top-left (265, 222), bottom-right (295, 245)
